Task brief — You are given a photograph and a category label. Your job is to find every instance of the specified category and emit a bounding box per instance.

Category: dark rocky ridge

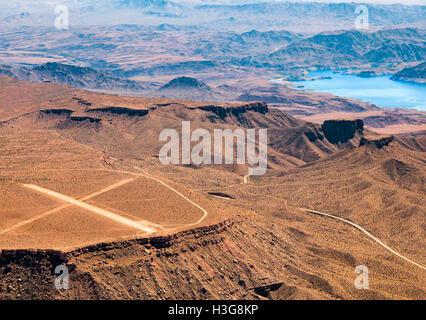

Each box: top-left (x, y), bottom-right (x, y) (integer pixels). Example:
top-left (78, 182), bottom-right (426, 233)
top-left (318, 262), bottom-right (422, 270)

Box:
top-left (69, 116), bottom-right (101, 123)
top-left (360, 135), bottom-right (394, 149)
top-left (40, 109), bottom-right (74, 116)
top-left (87, 106), bottom-right (152, 117)
top-left (196, 102), bottom-right (268, 120)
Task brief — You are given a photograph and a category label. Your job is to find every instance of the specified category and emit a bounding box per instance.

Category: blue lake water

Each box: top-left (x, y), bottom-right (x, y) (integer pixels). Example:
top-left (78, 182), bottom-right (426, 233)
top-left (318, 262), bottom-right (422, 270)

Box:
top-left (276, 71), bottom-right (426, 111)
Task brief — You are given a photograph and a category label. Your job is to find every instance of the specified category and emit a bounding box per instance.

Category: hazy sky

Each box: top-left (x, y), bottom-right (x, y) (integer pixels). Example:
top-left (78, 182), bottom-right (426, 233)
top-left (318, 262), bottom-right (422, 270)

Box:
top-left (206, 0), bottom-right (426, 4)
top-left (291, 0), bottom-right (426, 4)
top-left (256, 0), bottom-right (426, 4)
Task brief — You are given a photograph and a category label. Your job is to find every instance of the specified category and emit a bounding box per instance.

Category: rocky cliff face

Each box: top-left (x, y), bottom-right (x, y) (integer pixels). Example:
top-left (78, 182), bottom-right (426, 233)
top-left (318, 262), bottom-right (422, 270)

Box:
top-left (197, 102), bottom-right (268, 120)
top-left (0, 219), bottom-right (270, 300)
top-left (321, 119), bottom-right (364, 144)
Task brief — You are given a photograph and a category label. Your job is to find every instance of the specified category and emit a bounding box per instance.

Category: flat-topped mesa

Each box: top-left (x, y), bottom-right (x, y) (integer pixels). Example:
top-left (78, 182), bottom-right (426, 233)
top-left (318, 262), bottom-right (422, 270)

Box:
top-left (322, 119), bottom-right (364, 144)
top-left (197, 102), bottom-right (268, 120)
top-left (359, 135), bottom-right (394, 149)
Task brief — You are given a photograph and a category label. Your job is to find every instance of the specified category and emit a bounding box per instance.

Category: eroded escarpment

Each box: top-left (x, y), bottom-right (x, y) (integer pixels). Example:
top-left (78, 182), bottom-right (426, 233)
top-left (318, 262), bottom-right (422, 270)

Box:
top-left (196, 102), bottom-right (268, 120)
top-left (0, 219), bottom-right (239, 300)
top-left (40, 109), bottom-right (74, 116)
top-left (69, 115), bottom-right (102, 123)
top-left (360, 135), bottom-right (394, 149)
top-left (0, 211), bottom-right (360, 300)
top-left (2, 216), bottom-right (337, 300)
top-left (70, 219), bottom-right (233, 255)
top-left (86, 106), bottom-right (154, 117)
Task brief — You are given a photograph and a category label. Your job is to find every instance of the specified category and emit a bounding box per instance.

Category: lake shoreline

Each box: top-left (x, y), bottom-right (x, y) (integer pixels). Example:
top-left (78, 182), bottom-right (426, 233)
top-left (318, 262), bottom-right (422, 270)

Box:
top-left (272, 71), bottom-right (426, 112)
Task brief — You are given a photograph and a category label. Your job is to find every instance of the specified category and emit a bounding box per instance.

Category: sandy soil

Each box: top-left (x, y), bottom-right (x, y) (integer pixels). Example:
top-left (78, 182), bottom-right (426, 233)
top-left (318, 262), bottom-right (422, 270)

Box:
top-left (0, 128), bottom-right (226, 250)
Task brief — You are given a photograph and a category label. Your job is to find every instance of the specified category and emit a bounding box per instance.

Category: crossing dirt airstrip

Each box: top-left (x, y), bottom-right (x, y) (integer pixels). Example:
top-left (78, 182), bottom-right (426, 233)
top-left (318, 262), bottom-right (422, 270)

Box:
top-left (0, 131), bottom-right (226, 250)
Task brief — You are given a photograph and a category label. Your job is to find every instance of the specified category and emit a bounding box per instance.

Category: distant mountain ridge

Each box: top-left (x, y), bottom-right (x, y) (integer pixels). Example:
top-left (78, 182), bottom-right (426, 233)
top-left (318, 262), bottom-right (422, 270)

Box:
top-left (240, 28), bottom-right (426, 70)
top-left (0, 62), bottom-right (156, 92)
top-left (1, 1), bottom-right (425, 31)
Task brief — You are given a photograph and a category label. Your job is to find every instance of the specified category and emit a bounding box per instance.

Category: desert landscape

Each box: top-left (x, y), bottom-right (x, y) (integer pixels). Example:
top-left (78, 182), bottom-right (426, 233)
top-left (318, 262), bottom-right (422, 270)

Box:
top-left (0, 0), bottom-right (425, 302)
top-left (0, 75), bottom-right (424, 300)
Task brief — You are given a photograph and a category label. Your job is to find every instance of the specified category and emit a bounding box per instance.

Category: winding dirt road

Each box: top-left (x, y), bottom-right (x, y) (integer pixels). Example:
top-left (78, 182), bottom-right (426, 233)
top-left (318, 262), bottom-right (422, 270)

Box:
top-left (301, 208), bottom-right (426, 271)
top-left (133, 167), bottom-right (209, 227)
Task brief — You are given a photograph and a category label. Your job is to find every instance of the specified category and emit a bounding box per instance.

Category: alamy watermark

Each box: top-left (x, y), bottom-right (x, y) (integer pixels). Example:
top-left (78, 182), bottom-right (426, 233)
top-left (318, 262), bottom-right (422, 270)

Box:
top-left (54, 5), bottom-right (69, 30)
top-left (159, 121), bottom-right (268, 176)
top-left (354, 265), bottom-right (369, 290)
top-left (54, 265), bottom-right (69, 290)
top-left (355, 5), bottom-right (369, 30)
